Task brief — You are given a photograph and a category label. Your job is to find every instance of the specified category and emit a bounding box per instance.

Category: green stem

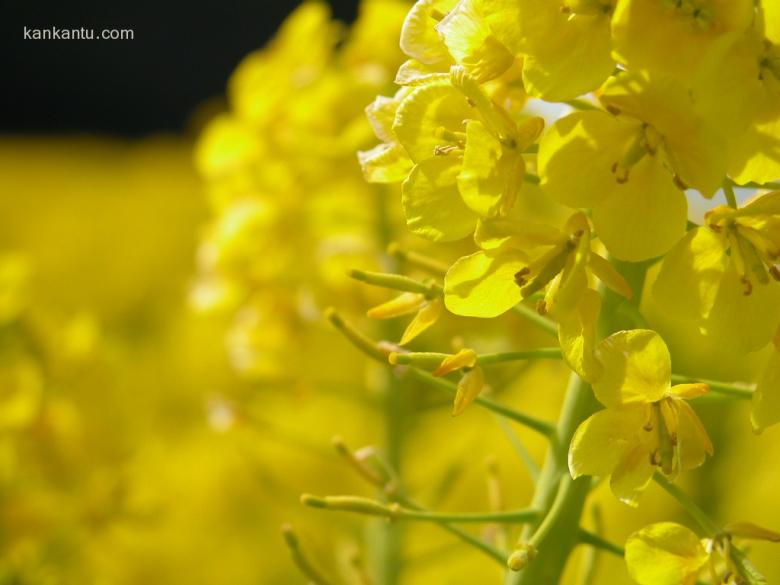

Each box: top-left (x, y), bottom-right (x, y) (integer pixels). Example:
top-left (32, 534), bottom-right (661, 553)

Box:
top-left (374, 189), bottom-right (405, 585)
top-left (512, 303), bottom-right (557, 336)
top-left (281, 524), bottom-right (338, 585)
top-left (387, 243), bottom-right (448, 276)
top-left (723, 179), bottom-right (738, 209)
top-left (507, 259), bottom-right (649, 585)
top-left (404, 368), bottom-right (556, 438)
top-left (494, 415), bottom-right (540, 483)
top-left (391, 347), bottom-right (563, 367)
top-left (302, 494), bottom-right (539, 524)
top-left (399, 497), bottom-right (508, 565)
top-left (505, 372), bottom-right (599, 585)
top-left (671, 374), bottom-right (753, 400)
top-left (577, 529), bottom-right (624, 557)
top-left (565, 99), bottom-right (599, 111)
top-left (652, 474), bottom-right (719, 537)
top-left (349, 269), bottom-right (441, 297)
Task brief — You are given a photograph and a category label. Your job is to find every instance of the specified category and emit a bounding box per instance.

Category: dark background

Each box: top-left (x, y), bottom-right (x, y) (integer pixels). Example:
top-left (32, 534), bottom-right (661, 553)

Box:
top-left (2, 0), bottom-right (359, 136)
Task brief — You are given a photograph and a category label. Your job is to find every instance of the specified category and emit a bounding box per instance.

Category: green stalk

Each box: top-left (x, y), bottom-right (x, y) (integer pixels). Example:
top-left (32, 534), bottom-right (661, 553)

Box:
top-left (506, 259), bottom-right (649, 585)
top-left (374, 187), bottom-right (404, 585)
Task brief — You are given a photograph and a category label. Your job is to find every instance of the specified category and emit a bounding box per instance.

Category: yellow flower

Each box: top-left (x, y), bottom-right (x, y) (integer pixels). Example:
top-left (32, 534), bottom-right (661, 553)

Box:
top-left (625, 522), bottom-right (708, 585)
top-left (444, 212), bottom-right (630, 318)
top-left (653, 191), bottom-right (780, 354)
top-left (513, 0), bottom-right (615, 101)
top-left (626, 521), bottom-right (780, 585)
top-left (611, 0), bottom-right (754, 82)
top-left (569, 330), bottom-right (713, 506)
top-left (752, 326), bottom-right (780, 433)
top-left (435, 0), bottom-right (516, 83)
top-left (365, 68), bottom-right (542, 241)
top-left (539, 71), bottom-right (729, 261)
top-left (433, 348), bottom-right (486, 415)
top-left (367, 292), bottom-right (444, 345)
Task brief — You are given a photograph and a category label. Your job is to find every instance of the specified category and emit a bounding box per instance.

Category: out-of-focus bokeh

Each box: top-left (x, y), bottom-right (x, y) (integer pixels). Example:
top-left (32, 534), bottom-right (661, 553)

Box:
top-left (3, 1), bottom-right (780, 584)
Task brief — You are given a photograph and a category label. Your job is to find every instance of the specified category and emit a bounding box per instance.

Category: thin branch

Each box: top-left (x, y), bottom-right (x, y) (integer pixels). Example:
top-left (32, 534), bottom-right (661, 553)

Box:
top-left (512, 303), bottom-right (557, 336)
top-left (301, 494), bottom-right (540, 524)
top-left (671, 374), bottom-right (753, 400)
top-left (494, 415), bottom-right (540, 484)
top-left (281, 524), bottom-right (339, 585)
top-left (577, 529), bottom-right (624, 557)
top-left (653, 474), bottom-right (720, 537)
top-left (391, 347), bottom-right (563, 368)
top-left (404, 367), bottom-right (557, 438)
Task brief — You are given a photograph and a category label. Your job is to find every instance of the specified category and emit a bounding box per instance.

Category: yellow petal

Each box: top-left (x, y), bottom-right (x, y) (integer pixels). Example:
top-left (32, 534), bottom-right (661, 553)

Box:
top-left (593, 330), bottom-right (672, 408)
top-left (674, 399), bottom-right (714, 471)
top-left (669, 384), bottom-right (710, 400)
top-left (601, 72), bottom-right (729, 197)
top-left (358, 143), bottom-right (415, 183)
top-left (610, 441), bottom-right (656, 507)
top-left (395, 59), bottom-right (451, 86)
top-left (393, 80), bottom-right (473, 163)
top-left (592, 155), bottom-right (687, 262)
top-left (402, 157), bottom-right (477, 241)
top-left (452, 366), bottom-right (486, 416)
top-left (400, 0), bottom-right (459, 65)
top-left (568, 406), bottom-right (647, 480)
top-left (400, 298), bottom-right (444, 345)
top-left (365, 94), bottom-right (402, 143)
top-left (434, 348), bottom-right (478, 376)
top-left (723, 521), bottom-right (780, 542)
top-left (436, 0), bottom-right (515, 83)
top-left (703, 261), bottom-right (780, 354)
top-left (652, 227), bottom-right (729, 322)
top-left (458, 120), bottom-right (523, 217)
top-left (444, 248), bottom-right (526, 317)
top-left (587, 253), bottom-right (632, 300)
top-left (557, 288), bottom-right (603, 382)
top-left (625, 522), bottom-right (708, 585)
top-left (752, 346), bottom-right (780, 433)
top-left (538, 111), bottom-right (640, 209)
top-left (520, 10), bottom-right (614, 102)
top-left (367, 292), bottom-right (427, 319)
top-left (474, 217), bottom-right (561, 250)
top-left (611, 0), bottom-right (754, 82)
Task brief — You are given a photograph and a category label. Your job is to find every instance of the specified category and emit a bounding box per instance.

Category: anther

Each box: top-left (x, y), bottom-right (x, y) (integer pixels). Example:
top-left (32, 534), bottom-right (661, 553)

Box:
top-left (770, 266), bottom-right (780, 282)
top-left (740, 276), bottom-right (753, 296)
top-left (514, 267), bottom-right (530, 287)
top-left (536, 300), bottom-right (547, 315)
top-left (673, 174), bottom-right (689, 190)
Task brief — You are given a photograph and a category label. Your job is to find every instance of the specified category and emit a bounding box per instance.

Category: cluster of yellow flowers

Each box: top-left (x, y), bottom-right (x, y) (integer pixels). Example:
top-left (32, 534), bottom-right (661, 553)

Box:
top-left (192, 0), bottom-right (411, 381)
top-left (342, 1), bottom-right (780, 584)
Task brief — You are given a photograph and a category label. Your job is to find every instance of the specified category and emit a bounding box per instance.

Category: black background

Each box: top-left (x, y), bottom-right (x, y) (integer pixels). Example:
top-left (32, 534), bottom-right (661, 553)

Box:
top-left (2, 0), bottom-right (360, 136)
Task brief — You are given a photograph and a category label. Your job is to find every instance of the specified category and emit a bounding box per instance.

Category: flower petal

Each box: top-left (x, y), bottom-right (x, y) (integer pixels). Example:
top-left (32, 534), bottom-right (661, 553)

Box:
top-left (752, 345), bottom-right (780, 433)
top-left (568, 406), bottom-right (647, 480)
top-left (593, 330), bottom-right (671, 408)
top-left (452, 366), bottom-right (486, 416)
top-left (675, 399), bottom-right (714, 472)
top-left (402, 157), bottom-right (477, 241)
top-left (592, 155), bottom-right (687, 262)
top-left (538, 111), bottom-right (640, 209)
top-left (400, 298), bottom-right (443, 345)
top-left (444, 248), bottom-right (526, 317)
top-left (625, 523), bottom-right (708, 585)
top-left (557, 288), bottom-right (603, 382)
top-left (652, 227), bottom-right (729, 322)
top-left (458, 120), bottom-right (522, 217)
top-left (610, 441), bottom-right (656, 507)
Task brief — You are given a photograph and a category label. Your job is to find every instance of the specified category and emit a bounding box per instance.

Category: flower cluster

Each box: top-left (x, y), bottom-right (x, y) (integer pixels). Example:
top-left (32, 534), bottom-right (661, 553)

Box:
top-left (193, 0), bottom-right (410, 380)
top-left (346, 0), bottom-right (780, 583)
